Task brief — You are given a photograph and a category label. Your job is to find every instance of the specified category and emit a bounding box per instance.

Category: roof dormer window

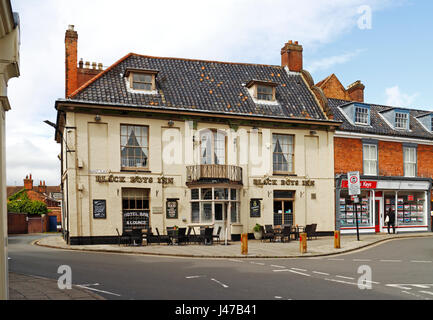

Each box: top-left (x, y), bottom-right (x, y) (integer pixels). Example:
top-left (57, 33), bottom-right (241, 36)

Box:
top-left (395, 112), bottom-right (409, 130)
top-left (355, 106), bottom-right (370, 125)
top-left (246, 80), bottom-right (278, 103)
top-left (124, 68), bottom-right (158, 92)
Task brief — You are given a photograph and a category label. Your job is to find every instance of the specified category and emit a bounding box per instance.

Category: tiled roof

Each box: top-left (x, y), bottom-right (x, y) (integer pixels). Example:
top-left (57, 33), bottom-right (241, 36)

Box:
top-left (329, 98), bottom-right (433, 140)
top-left (69, 54), bottom-right (329, 121)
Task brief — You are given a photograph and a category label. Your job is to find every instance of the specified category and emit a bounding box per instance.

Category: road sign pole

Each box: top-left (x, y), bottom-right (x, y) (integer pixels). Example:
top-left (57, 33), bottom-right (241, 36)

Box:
top-left (348, 171), bottom-right (361, 241)
top-left (354, 197), bottom-right (360, 241)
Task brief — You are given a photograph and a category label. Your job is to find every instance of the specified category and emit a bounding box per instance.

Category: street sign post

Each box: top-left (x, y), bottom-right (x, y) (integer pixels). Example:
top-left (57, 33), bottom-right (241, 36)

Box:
top-left (348, 171), bottom-right (361, 241)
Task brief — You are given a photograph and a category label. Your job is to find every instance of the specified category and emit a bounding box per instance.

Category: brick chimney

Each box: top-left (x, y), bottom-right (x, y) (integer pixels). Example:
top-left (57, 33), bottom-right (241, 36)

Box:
top-left (38, 180), bottom-right (47, 194)
top-left (281, 41), bottom-right (303, 72)
top-left (24, 174), bottom-right (33, 190)
top-left (347, 80), bottom-right (365, 103)
top-left (65, 25), bottom-right (78, 97)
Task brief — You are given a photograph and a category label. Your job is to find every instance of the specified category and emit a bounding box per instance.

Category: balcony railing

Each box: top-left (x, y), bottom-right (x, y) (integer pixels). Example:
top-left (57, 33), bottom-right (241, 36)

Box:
top-left (186, 165), bottom-right (243, 184)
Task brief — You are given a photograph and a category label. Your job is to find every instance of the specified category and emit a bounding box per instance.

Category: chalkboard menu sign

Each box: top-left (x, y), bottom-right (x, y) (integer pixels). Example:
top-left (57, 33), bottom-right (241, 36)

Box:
top-left (93, 200), bottom-right (106, 219)
top-left (166, 199), bottom-right (178, 219)
top-left (250, 199), bottom-right (261, 218)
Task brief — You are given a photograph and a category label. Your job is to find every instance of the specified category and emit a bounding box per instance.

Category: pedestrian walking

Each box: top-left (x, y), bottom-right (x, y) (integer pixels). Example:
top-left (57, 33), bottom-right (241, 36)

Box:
top-left (385, 208), bottom-right (396, 234)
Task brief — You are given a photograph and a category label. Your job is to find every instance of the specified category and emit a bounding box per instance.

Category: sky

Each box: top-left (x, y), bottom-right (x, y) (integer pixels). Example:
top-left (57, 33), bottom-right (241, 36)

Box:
top-left (5, 0), bottom-right (433, 186)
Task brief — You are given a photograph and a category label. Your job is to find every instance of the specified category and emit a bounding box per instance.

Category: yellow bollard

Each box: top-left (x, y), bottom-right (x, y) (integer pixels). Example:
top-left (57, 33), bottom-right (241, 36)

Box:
top-left (299, 232), bottom-right (307, 254)
top-left (241, 233), bottom-right (248, 255)
top-left (334, 230), bottom-right (341, 249)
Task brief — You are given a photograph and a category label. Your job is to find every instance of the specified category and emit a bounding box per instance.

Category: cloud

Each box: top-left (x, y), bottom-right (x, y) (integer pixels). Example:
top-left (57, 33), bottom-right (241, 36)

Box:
top-left (385, 86), bottom-right (419, 108)
top-left (306, 49), bottom-right (365, 73)
top-left (5, 0), bottom-right (399, 185)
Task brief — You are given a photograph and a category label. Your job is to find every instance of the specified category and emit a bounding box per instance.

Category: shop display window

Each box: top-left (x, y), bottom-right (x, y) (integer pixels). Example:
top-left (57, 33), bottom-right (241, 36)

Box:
top-left (339, 190), bottom-right (372, 227)
top-left (385, 192), bottom-right (425, 226)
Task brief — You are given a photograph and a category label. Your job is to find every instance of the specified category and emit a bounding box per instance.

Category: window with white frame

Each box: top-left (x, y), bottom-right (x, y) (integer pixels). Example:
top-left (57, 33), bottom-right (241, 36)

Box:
top-left (363, 144), bottom-right (377, 176)
top-left (395, 112), bottom-right (409, 129)
top-left (403, 147), bottom-right (417, 177)
top-left (355, 107), bottom-right (369, 125)
top-left (121, 125), bottom-right (149, 169)
top-left (272, 134), bottom-right (294, 174)
top-left (200, 130), bottom-right (226, 165)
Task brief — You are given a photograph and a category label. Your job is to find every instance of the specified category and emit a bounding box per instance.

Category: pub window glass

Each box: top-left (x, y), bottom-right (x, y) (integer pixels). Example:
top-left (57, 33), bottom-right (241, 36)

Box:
top-left (121, 124), bottom-right (149, 169)
top-left (230, 203), bottom-right (238, 223)
top-left (191, 202), bottom-right (200, 223)
top-left (122, 188), bottom-right (150, 231)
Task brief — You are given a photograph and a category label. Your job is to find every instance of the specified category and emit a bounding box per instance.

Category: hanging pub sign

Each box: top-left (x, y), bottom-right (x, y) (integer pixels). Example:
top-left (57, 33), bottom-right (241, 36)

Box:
top-left (166, 199), bottom-right (178, 219)
top-left (93, 199), bottom-right (106, 219)
top-left (250, 199), bottom-right (261, 218)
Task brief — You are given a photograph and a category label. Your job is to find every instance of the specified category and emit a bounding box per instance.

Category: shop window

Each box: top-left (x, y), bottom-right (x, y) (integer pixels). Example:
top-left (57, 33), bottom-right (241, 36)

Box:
top-left (122, 188), bottom-right (150, 232)
top-left (339, 190), bottom-right (372, 228)
top-left (403, 147), bottom-right (417, 177)
top-left (385, 192), bottom-right (425, 226)
top-left (272, 134), bottom-right (294, 174)
top-left (121, 125), bottom-right (149, 170)
top-left (363, 144), bottom-right (377, 176)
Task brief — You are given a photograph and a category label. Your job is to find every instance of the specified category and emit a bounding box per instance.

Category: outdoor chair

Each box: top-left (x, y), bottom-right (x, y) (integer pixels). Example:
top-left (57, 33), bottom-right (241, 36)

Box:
top-left (281, 226), bottom-right (292, 243)
top-left (200, 227), bottom-right (214, 245)
top-left (145, 229), bottom-right (159, 245)
top-left (261, 225), bottom-right (275, 242)
top-left (156, 227), bottom-right (172, 245)
top-left (177, 227), bottom-right (187, 245)
top-left (305, 224), bottom-right (318, 240)
top-left (213, 226), bottom-right (222, 244)
top-left (116, 228), bottom-right (132, 246)
top-left (190, 227), bottom-right (204, 244)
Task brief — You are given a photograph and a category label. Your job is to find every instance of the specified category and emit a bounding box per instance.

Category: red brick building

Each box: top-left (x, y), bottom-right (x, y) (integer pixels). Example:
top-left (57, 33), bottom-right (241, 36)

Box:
top-left (317, 74), bottom-right (432, 234)
top-left (7, 174), bottom-right (62, 232)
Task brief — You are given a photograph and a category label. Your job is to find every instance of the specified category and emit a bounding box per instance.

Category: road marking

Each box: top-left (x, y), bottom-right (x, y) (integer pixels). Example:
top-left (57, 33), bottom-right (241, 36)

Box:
top-left (325, 278), bottom-right (357, 286)
top-left (273, 269), bottom-right (290, 272)
top-left (386, 284), bottom-right (413, 290)
top-left (185, 275), bottom-right (205, 279)
top-left (380, 260), bottom-right (402, 262)
top-left (228, 259), bottom-right (243, 263)
top-left (312, 271), bottom-right (330, 276)
top-left (250, 262), bottom-right (265, 265)
top-left (411, 260), bottom-right (432, 263)
top-left (271, 265), bottom-right (286, 269)
top-left (419, 291), bottom-right (433, 296)
top-left (76, 284), bottom-right (121, 297)
top-left (353, 259), bottom-right (371, 262)
top-left (210, 278), bottom-right (229, 288)
top-left (335, 275), bottom-right (355, 280)
top-left (364, 280), bottom-right (380, 285)
top-left (291, 268), bottom-right (307, 272)
top-left (274, 296), bottom-right (283, 299)
top-left (288, 270), bottom-right (310, 277)
top-left (401, 290), bottom-right (429, 300)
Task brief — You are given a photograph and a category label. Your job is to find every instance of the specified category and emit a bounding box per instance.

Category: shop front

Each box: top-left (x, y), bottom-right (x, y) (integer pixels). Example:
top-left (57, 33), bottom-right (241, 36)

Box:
top-left (336, 177), bottom-right (432, 234)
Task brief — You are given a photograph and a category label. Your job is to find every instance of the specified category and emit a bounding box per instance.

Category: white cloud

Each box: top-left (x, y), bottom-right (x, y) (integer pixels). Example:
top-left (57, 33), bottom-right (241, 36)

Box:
top-left (385, 86), bottom-right (418, 108)
top-left (306, 49), bottom-right (365, 73)
top-left (5, 0), bottom-right (398, 185)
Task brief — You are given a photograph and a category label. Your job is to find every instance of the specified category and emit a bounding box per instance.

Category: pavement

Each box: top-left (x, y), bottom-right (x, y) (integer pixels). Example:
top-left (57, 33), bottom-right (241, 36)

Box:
top-left (35, 231), bottom-right (433, 258)
top-left (8, 272), bottom-right (105, 300)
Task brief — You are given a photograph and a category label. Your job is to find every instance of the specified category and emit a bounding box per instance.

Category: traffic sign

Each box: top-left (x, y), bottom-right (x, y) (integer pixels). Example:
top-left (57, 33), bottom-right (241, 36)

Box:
top-left (348, 171), bottom-right (361, 196)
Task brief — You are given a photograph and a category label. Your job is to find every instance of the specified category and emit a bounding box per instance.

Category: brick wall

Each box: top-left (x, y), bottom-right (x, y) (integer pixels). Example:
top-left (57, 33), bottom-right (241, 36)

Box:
top-left (417, 144), bottom-right (433, 178)
top-left (334, 137), bottom-right (363, 174)
top-left (378, 141), bottom-right (403, 176)
top-left (335, 137), bottom-right (433, 178)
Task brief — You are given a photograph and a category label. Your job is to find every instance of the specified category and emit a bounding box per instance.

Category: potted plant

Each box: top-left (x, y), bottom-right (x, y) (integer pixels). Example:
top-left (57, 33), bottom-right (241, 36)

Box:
top-left (253, 223), bottom-right (263, 240)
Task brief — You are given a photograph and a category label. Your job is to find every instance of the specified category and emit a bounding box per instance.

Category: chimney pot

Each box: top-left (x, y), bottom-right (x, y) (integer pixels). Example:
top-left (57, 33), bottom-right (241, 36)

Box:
top-left (92, 62), bottom-right (97, 69)
top-left (281, 40), bottom-right (303, 72)
top-left (68, 25), bottom-right (75, 31)
top-left (85, 61), bottom-right (90, 69)
top-left (98, 63), bottom-right (103, 70)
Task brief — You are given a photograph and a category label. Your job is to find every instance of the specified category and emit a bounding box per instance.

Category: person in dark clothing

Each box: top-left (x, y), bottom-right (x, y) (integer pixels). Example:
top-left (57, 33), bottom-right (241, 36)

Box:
top-left (385, 208), bottom-right (396, 234)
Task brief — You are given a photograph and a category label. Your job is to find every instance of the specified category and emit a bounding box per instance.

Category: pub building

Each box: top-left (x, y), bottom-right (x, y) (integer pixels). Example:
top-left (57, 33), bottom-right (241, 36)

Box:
top-left (53, 26), bottom-right (340, 245)
top-left (323, 80), bottom-right (433, 234)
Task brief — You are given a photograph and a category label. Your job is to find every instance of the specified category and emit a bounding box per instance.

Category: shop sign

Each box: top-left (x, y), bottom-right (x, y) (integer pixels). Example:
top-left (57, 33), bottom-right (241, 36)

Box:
top-left (166, 200), bottom-right (178, 219)
top-left (123, 211), bottom-right (148, 228)
top-left (253, 177), bottom-right (315, 187)
top-left (341, 180), bottom-right (377, 189)
top-left (95, 175), bottom-right (174, 185)
top-left (250, 199), bottom-right (261, 218)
